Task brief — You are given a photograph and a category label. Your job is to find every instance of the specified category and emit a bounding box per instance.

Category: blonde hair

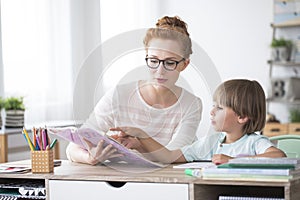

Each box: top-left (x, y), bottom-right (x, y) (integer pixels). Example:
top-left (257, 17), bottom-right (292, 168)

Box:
top-left (143, 16), bottom-right (192, 59)
top-left (213, 79), bottom-right (266, 133)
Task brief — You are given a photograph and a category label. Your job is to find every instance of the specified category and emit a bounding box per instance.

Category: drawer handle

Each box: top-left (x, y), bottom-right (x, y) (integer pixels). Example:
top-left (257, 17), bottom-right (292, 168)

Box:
top-left (295, 128), bottom-right (300, 132)
top-left (270, 128), bottom-right (280, 132)
top-left (106, 181), bottom-right (127, 188)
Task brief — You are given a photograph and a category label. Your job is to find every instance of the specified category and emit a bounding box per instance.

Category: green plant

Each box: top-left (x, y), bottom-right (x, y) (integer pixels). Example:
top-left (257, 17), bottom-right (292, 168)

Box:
top-left (0, 97), bottom-right (5, 110)
top-left (271, 38), bottom-right (292, 48)
top-left (4, 97), bottom-right (25, 111)
top-left (289, 109), bottom-right (300, 123)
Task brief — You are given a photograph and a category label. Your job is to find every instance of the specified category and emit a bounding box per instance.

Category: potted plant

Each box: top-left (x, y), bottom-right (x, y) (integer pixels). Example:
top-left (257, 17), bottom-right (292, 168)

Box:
top-left (271, 38), bottom-right (293, 62)
top-left (4, 97), bottom-right (25, 128)
top-left (288, 108), bottom-right (300, 135)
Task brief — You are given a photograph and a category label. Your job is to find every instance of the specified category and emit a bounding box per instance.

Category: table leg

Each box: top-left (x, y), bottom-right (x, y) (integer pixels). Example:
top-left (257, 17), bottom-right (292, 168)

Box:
top-left (0, 134), bottom-right (8, 163)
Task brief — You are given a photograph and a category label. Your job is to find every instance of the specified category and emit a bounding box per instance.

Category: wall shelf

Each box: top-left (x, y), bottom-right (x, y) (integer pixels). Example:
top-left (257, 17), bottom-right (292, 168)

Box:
top-left (267, 60), bottom-right (300, 67)
top-left (267, 19), bottom-right (300, 121)
top-left (271, 21), bottom-right (300, 28)
top-left (266, 98), bottom-right (300, 105)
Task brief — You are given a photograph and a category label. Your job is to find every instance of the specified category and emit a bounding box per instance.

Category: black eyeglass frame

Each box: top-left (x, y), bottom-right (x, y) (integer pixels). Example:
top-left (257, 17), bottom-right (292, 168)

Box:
top-left (145, 57), bottom-right (185, 71)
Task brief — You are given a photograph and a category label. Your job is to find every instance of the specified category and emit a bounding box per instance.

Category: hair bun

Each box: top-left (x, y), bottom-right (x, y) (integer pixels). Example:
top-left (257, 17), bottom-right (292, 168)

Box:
top-left (156, 16), bottom-right (189, 36)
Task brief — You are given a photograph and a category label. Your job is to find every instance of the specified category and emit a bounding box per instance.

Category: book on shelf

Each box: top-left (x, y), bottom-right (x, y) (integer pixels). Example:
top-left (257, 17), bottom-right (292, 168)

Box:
top-left (49, 127), bottom-right (165, 168)
top-left (0, 179), bottom-right (46, 199)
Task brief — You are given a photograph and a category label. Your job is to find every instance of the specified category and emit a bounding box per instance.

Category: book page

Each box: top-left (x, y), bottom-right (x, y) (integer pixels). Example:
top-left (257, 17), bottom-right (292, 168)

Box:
top-left (50, 127), bottom-right (164, 168)
top-left (77, 128), bottom-right (165, 168)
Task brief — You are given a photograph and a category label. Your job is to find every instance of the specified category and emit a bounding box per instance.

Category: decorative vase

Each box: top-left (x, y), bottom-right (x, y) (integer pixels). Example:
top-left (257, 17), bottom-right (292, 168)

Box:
top-left (5, 110), bottom-right (25, 128)
top-left (272, 47), bottom-right (289, 62)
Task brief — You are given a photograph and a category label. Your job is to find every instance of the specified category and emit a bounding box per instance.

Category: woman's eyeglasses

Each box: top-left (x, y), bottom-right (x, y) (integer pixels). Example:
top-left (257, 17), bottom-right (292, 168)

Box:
top-left (145, 57), bottom-right (185, 71)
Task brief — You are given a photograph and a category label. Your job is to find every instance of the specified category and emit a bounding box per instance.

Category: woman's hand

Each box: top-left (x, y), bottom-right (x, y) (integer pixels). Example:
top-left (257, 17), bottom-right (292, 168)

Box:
top-left (212, 154), bottom-right (233, 165)
top-left (83, 138), bottom-right (123, 165)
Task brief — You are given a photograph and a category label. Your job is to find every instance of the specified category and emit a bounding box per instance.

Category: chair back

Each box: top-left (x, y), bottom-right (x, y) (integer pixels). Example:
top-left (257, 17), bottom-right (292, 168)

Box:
top-left (269, 135), bottom-right (300, 158)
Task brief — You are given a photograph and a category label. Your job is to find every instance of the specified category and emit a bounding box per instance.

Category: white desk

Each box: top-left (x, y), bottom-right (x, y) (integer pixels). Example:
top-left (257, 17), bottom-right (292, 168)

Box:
top-left (0, 160), bottom-right (299, 200)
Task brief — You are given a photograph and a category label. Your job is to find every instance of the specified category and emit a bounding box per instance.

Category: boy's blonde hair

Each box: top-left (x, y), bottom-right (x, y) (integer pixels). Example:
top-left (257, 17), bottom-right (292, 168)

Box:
top-left (213, 79), bottom-right (266, 133)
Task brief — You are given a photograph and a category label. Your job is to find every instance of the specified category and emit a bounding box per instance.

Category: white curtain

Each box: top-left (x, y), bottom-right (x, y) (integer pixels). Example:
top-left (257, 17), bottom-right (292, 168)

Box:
top-left (1, 0), bottom-right (74, 126)
top-left (1, 0), bottom-right (103, 126)
top-left (0, 3), bottom-right (4, 98)
top-left (1, 0), bottom-right (161, 126)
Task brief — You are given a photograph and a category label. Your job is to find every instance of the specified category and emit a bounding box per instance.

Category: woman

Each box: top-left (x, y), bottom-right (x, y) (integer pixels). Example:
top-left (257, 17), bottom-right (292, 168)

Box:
top-left (66, 16), bottom-right (202, 165)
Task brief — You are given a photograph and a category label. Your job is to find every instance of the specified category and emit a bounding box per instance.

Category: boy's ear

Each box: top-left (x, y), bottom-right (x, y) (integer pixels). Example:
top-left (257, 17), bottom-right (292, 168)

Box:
top-left (237, 116), bottom-right (249, 124)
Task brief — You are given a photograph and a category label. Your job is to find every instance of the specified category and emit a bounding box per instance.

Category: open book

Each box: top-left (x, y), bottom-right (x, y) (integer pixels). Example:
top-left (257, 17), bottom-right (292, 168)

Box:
top-left (49, 127), bottom-right (164, 168)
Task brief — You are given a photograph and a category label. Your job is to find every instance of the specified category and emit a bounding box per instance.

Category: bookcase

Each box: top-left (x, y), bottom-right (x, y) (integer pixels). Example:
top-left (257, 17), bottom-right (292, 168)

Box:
top-left (267, 1), bottom-right (300, 123)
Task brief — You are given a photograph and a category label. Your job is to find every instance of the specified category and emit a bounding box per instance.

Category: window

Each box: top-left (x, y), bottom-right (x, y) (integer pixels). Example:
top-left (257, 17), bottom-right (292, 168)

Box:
top-left (1, 0), bottom-right (73, 125)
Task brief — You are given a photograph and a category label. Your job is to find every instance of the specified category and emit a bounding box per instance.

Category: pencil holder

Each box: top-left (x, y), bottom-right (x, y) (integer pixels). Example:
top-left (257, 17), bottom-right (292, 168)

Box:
top-left (31, 150), bottom-right (54, 173)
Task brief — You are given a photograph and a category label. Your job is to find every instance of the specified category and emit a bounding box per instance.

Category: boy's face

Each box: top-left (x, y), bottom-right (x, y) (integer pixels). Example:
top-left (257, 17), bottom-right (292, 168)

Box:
top-left (210, 103), bottom-right (241, 133)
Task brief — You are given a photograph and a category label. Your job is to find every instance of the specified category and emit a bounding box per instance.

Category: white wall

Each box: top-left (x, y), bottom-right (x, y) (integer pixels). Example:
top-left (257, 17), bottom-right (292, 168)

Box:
top-left (96, 0), bottom-right (296, 136)
top-left (161, 0), bottom-right (273, 83)
top-left (162, 0), bottom-right (300, 124)
top-left (155, 0), bottom-right (281, 130)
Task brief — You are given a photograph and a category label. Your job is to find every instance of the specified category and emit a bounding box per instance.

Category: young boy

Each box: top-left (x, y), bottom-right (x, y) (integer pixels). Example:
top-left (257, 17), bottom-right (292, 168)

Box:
top-left (112, 79), bottom-right (286, 164)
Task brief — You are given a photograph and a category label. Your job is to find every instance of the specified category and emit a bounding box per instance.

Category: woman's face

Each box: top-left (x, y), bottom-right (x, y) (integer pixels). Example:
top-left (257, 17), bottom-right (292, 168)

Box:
top-left (146, 39), bottom-right (189, 90)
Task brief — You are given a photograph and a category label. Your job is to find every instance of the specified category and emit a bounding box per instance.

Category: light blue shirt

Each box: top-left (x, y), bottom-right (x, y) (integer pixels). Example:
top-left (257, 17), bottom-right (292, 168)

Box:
top-left (181, 133), bottom-right (275, 162)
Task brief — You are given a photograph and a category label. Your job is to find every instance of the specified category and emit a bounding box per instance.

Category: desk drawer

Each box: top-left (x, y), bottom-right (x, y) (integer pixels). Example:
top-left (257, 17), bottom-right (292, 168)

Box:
top-left (49, 180), bottom-right (189, 200)
top-left (263, 123), bottom-right (288, 137)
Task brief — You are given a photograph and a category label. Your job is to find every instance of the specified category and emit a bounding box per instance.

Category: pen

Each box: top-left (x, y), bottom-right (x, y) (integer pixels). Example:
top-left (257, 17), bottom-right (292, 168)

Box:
top-left (42, 129), bottom-right (47, 150)
top-left (33, 127), bottom-right (36, 148)
top-left (45, 126), bottom-right (50, 146)
top-left (35, 133), bottom-right (43, 150)
top-left (185, 168), bottom-right (202, 177)
top-left (22, 128), bottom-right (35, 151)
top-left (50, 138), bottom-right (57, 149)
top-left (39, 128), bottom-right (43, 149)
top-left (22, 132), bottom-right (33, 150)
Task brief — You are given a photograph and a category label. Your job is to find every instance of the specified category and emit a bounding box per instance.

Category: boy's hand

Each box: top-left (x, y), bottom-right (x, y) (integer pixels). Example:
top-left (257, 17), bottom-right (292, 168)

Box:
top-left (118, 136), bottom-right (141, 149)
top-left (212, 154), bottom-right (233, 165)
